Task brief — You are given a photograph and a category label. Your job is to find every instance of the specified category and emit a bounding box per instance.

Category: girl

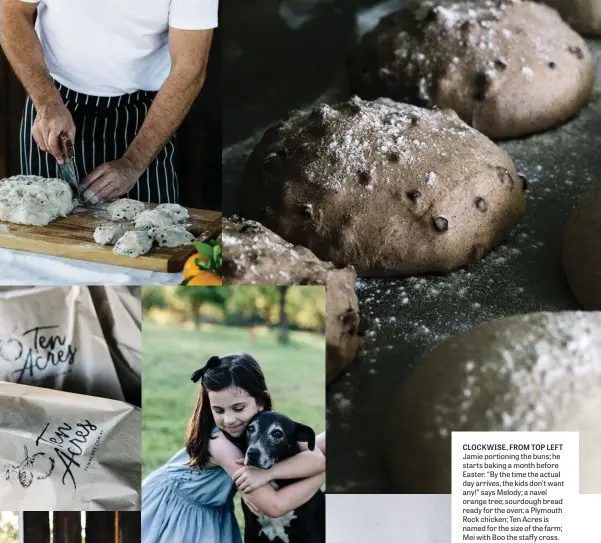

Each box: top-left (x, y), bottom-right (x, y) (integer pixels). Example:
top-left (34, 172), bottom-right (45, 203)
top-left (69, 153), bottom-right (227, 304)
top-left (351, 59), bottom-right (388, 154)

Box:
top-left (141, 352), bottom-right (326, 543)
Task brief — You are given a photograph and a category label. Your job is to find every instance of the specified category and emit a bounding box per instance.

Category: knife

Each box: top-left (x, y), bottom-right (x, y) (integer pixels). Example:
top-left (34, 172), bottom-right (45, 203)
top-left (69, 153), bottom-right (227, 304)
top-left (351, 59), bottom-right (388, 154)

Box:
top-left (57, 134), bottom-right (81, 202)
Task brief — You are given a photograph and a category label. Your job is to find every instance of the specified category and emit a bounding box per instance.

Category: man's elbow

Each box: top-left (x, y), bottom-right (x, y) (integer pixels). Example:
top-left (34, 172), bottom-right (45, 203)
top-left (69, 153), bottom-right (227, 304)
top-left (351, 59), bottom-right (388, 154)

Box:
top-left (171, 62), bottom-right (208, 93)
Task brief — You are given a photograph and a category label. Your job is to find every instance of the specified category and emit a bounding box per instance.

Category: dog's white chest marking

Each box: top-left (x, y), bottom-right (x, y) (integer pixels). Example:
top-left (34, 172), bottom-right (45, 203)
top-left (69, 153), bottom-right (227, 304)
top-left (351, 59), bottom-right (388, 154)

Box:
top-left (258, 510), bottom-right (297, 543)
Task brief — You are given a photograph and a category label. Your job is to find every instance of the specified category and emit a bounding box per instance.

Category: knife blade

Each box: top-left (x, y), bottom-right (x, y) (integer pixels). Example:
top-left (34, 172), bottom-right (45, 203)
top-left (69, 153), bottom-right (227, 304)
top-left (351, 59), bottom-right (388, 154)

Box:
top-left (57, 134), bottom-right (81, 202)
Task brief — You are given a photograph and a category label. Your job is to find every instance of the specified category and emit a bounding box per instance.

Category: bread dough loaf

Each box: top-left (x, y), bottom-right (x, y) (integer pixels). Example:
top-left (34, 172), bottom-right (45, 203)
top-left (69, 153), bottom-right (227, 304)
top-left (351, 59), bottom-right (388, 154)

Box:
top-left (223, 216), bottom-right (362, 381)
top-left (348, 0), bottom-right (594, 139)
top-left (94, 223), bottom-right (129, 245)
top-left (238, 97), bottom-right (526, 276)
top-left (542, 0), bottom-right (601, 35)
top-left (562, 183), bottom-right (601, 309)
top-left (134, 209), bottom-right (174, 230)
top-left (113, 231), bottom-right (153, 257)
top-left (148, 225), bottom-right (195, 248)
top-left (155, 203), bottom-right (189, 223)
top-left (0, 175), bottom-right (75, 226)
top-left (106, 199), bottom-right (146, 221)
top-left (389, 311), bottom-right (601, 494)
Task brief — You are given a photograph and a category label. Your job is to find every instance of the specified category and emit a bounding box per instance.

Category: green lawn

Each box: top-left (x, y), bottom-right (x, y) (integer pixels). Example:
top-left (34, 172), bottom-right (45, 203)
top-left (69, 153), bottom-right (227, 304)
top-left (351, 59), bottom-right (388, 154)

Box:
top-left (142, 321), bottom-right (326, 533)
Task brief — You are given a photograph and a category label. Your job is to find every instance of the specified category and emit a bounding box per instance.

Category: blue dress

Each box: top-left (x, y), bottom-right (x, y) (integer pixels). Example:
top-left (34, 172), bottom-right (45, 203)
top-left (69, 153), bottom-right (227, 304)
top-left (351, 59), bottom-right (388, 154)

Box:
top-left (142, 440), bottom-right (242, 543)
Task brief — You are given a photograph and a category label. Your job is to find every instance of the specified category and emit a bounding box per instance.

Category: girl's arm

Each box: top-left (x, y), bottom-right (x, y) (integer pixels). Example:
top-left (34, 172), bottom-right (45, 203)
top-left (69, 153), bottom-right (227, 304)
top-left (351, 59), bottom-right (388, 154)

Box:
top-left (210, 434), bottom-right (325, 518)
top-left (234, 443), bottom-right (325, 492)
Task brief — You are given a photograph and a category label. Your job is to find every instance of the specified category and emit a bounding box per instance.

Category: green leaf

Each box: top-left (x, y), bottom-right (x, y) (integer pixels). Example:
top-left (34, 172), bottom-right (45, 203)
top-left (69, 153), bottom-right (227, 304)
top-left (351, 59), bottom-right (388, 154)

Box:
top-left (194, 242), bottom-right (213, 262)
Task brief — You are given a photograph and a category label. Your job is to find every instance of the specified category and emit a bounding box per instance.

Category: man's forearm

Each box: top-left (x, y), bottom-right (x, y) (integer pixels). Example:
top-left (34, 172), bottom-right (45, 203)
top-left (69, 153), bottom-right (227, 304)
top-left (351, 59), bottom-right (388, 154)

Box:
top-left (0, 4), bottom-right (62, 110)
top-left (123, 67), bottom-right (206, 174)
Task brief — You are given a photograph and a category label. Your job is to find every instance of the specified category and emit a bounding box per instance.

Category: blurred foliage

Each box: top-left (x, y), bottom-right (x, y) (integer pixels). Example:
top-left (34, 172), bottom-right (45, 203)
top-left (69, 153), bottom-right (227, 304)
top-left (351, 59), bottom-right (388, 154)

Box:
top-left (0, 513), bottom-right (18, 543)
top-left (142, 285), bottom-right (326, 333)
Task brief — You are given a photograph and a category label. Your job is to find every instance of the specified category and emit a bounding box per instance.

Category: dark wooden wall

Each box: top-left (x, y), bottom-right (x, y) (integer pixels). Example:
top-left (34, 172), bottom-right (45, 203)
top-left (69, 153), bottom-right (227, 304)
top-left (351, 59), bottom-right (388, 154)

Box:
top-left (0, 26), bottom-right (221, 211)
top-left (20, 511), bottom-right (140, 543)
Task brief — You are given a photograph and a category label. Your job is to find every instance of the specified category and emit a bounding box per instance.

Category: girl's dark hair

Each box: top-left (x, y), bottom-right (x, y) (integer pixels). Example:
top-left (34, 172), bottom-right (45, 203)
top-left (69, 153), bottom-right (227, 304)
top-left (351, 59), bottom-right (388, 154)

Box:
top-left (185, 352), bottom-right (272, 469)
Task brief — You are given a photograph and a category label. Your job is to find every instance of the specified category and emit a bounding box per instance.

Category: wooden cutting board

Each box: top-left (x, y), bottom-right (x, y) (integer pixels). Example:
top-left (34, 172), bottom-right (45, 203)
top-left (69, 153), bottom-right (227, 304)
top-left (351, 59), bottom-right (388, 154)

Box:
top-left (0, 205), bottom-right (222, 273)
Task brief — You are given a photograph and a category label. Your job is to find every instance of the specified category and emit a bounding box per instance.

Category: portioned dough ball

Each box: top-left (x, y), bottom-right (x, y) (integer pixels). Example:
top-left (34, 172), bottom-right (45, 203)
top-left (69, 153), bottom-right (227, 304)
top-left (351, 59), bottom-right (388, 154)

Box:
top-left (113, 230), bottom-right (153, 258)
top-left (348, 0), bottom-right (594, 139)
top-left (237, 98), bottom-right (526, 276)
top-left (562, 183), bottom-right (601, 309)
top-left (223, 216), bottom-right (362, 381)
top-left (389, 312), bottom-right (601, 494)
top-left (155, 203), bottom-right (189, 223)
top-left (94, 223), bottom-right (129, 245)
top-left (106, 198), bottom-right (146, 221)
top-left (148, 225), bottom-right (195, 248)
top-left (542, 0), bottom-right (601, 35)
top-left (134, 209), bottom-right (174, 230)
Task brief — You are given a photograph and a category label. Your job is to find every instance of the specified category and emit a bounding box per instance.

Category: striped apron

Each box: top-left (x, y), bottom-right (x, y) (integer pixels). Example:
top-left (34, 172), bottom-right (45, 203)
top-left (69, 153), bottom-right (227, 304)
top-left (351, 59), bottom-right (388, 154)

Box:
top-left (19, 81), bottom-right (179, 204)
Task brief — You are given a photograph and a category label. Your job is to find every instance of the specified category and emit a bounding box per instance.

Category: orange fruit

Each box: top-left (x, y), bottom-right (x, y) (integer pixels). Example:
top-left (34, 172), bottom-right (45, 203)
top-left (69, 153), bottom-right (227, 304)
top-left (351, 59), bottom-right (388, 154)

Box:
top-left (186, 271), bottom-right (222, 286)
top-left (183, 252), bottom-right (209, 279)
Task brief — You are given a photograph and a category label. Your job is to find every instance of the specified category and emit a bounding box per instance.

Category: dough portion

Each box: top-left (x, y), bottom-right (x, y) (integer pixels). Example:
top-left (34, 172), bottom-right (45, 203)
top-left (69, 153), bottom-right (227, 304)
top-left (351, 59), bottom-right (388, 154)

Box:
top-left (223, 216), bottom-right (362, 381)
top-left (113, 231), bottom-right (153, 258)
top-left (134, 209), bottom-right (174, 230)
top-left (94, 223), bottom-right (130, 245)
top-left (155, 203), bottom-right (189, 223)
top-left (0, 175), bottom-right (75, 226)
top-left (238, 97), bottom-right (526, 276)
top-left (542, 0), bottom-right (601, 35)
top-left (348, 0), bottom-right (594, 139)
top-left (389, 312), bottom-right (601, 494)
top-left (106, 199), bottom-right (146, 221)
top-left (148, 225), bottom-right (195, 248)
top-left (562, 183), bottom-right (601, 309)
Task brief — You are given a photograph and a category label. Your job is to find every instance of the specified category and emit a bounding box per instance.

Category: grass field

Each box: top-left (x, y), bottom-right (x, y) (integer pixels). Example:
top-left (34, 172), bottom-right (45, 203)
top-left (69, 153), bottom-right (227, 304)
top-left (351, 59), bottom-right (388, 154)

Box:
top-left (142, 320), bottom-right (326, 533)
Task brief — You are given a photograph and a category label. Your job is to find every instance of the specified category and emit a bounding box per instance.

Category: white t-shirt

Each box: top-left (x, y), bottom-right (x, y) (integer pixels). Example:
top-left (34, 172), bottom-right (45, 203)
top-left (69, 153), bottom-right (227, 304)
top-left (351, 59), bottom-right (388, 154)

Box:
top-left (20, 0), bottom-right (219, 96)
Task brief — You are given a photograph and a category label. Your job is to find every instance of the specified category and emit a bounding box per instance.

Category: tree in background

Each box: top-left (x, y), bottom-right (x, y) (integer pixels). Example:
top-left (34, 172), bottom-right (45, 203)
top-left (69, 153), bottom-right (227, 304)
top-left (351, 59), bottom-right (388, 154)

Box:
top-left (0, 515), bottom-right (18, 543)
top-left (278, 286), bottom-right (289, 344)
top-left (176, 286), bottom-right (229, 328)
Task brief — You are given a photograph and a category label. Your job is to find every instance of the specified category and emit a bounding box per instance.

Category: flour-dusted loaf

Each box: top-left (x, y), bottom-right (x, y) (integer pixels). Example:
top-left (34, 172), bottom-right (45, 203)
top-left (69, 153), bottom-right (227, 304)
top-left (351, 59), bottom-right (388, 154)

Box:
top-left (0, 175), bottom-right (75, 226)
top-left (238, 97), bottom-right (526, 276)
top-left (223, 216), bottom-right (362, 381)
top-left (348, 0), bottom-right (594, 139)
top-left (389, 312), bottom-right (601, 494)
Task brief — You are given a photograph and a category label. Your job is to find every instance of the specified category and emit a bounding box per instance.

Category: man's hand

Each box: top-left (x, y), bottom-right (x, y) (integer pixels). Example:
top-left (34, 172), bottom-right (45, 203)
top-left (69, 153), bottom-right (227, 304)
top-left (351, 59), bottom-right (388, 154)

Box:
top-left (233, 459), bottom-right (273, 494)
top-left (81, 158), bottom-right (142, 204)
top-left (32, 102), bottom-right (76, 164)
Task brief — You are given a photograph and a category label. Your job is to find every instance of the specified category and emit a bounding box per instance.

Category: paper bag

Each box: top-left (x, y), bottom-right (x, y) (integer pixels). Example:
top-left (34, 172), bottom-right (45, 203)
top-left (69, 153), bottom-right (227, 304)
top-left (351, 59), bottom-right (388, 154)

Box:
top-left (0, 382), bottom-right (140, 510)
top-left (0, 286), bottom-right (126, 402)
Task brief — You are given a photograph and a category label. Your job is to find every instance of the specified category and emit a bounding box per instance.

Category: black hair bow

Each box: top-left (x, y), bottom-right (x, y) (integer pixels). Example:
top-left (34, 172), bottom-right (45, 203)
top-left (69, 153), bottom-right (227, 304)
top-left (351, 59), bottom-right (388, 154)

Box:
top-left (191, 356), bottom-right (221, 383)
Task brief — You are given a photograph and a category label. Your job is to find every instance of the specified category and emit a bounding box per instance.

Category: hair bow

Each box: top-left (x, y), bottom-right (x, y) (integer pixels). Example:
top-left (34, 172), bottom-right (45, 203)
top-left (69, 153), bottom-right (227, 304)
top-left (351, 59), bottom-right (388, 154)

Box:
top-left (191, 356), bottom-right (221, 383)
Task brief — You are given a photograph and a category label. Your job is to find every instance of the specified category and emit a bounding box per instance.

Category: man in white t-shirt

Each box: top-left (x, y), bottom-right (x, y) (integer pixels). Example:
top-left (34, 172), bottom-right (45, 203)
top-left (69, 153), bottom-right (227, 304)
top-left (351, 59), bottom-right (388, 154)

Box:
top-left (0, 0), bottom-right (218, 204)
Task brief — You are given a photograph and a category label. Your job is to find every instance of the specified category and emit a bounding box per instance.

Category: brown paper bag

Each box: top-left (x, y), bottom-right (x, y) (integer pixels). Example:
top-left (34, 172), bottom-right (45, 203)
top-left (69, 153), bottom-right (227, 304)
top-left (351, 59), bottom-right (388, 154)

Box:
top-left (0, 287), bottom-right (126, 402)
top-left (0, 382), bottom-right (140, 510)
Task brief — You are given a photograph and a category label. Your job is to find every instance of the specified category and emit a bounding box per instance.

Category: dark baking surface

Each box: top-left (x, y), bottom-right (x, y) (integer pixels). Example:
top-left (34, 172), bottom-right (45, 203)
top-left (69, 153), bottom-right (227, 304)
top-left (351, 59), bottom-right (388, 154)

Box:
top-left (223, 0), bottom-right (601, 492)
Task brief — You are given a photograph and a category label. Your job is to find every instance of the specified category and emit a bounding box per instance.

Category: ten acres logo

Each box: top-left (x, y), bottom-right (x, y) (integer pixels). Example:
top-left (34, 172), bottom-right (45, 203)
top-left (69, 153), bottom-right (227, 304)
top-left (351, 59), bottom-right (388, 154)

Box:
top-left (2, 420), bottom-right (101, 490)
top-left (0, 325), bottom-right (78, 382)
top-left (3, 446), bottom-right (55, 488)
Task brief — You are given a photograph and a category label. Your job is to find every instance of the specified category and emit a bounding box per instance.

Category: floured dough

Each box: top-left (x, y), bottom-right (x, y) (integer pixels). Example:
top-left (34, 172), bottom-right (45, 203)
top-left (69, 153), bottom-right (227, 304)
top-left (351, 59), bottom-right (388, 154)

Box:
top-left (562, 183), bottom-right (601, 309)
top-left (155, 203), bottom-right (189, 223)
top-left (389, 311), bottom-right (601, 494)
top-left (348, 0), bottom-right (594, 139)
top-left (113, 231), bottom-right (153, 258)
top-left (134, 209), bottom-right (174, 230)
top-left (0, 175), bottom-right (75, 226)
top-left (542, 0), bottom-right (601, 35)
top-left (238, 97), bottom-right (526, 276)
top-left (106, 198), bottom-right (146, 221)
top-left (223, 216), bottom-right (362, 381)
top-left (148, 225), bottom-right (195, 248)
top-left (94, 223), bottom-right (129, 245)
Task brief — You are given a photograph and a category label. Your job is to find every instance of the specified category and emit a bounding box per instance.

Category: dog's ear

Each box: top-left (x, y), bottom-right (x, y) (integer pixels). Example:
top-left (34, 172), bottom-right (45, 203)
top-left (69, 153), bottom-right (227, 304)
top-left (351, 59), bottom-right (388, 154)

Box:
top-left (295, 422), bottom-right (316, 450)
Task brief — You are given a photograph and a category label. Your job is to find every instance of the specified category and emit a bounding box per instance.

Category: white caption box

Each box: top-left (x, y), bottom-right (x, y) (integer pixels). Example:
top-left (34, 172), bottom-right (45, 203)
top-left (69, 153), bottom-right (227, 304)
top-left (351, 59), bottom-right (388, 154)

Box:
top-left (452, 432), bottom-right (578, 543)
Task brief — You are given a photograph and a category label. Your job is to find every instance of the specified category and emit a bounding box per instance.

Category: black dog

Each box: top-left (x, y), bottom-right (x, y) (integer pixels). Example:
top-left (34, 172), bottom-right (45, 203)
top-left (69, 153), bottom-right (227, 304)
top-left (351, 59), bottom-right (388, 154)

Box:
top-left (241, 411), bottom-right (325, 543)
